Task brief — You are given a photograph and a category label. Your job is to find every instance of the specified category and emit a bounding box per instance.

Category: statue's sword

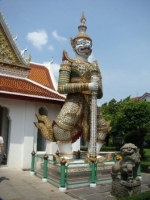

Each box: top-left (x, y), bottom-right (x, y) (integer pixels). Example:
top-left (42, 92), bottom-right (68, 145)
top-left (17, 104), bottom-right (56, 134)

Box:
top-left (89, 69), bottom-right (99, 158)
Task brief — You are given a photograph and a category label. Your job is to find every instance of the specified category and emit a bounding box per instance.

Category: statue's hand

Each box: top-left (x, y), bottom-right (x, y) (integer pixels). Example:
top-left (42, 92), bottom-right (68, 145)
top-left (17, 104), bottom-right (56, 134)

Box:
top-left (88, 82), bottom-right (98, 91)
top-left (88, 77), bottom-right (99, 91)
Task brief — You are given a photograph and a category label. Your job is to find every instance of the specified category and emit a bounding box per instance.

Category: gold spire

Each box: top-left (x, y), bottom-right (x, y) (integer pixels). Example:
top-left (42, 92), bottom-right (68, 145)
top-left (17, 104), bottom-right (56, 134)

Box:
top-left (80, 12), bottom-right (86, 25)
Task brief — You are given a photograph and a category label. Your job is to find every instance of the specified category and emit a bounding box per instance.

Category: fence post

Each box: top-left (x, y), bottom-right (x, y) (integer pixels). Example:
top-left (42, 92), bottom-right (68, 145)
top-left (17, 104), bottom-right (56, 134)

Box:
top-left (30, 150), bottom-right (36, 175)
top-left (76, 150), bottom-right (81, 159)
top-left (90, 157), bottom-right (97, 187)
top-left (42, 153), bottom-right (49, 182)
top-left (59, 158), bottom-right (67, 192)
top-left (137, 163), bottom-right (141, 177)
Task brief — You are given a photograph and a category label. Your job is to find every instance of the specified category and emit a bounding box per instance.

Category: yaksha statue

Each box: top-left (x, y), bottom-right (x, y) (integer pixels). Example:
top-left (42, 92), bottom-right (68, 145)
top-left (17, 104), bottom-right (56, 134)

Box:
top-left (35, 13), bottom-right (111, 159)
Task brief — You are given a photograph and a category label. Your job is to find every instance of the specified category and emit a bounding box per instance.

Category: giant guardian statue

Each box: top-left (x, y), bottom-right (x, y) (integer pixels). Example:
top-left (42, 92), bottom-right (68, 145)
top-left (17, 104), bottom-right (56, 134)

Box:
top-left (34, 13), bottom-right (111, 160)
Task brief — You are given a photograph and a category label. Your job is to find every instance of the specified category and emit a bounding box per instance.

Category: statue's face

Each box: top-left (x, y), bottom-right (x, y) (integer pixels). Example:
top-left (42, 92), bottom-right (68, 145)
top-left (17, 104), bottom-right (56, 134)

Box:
top-left (121, 146), bottom-right (136, 156)
top-left (75, 39), bottom-right (92, 58)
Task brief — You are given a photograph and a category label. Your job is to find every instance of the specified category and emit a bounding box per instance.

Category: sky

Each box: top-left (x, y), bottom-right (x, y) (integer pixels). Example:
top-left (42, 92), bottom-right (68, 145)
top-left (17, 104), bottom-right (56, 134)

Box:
top-left (0, 0), bottom-right (150, 105)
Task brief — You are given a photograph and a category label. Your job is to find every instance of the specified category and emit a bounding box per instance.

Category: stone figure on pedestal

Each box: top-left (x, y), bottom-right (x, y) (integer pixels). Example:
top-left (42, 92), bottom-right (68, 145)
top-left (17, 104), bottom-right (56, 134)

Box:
top-left (111, 143), bottom-right (141, 197)
top-left (34, 13), bottom-right (111, 160)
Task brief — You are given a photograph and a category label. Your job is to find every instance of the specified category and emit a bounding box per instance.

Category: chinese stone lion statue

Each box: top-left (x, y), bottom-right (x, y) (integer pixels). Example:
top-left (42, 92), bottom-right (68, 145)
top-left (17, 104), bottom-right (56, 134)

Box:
top-left (111, 143), bottom-right (141, 197)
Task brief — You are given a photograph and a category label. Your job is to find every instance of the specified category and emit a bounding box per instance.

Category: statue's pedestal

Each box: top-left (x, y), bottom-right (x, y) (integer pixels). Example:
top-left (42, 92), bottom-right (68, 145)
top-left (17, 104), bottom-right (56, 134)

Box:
top-left (46, 159), bottom-right (114, 188)
top-left (34, 152), bottom-right (115, 189)
top-left (112, 180), bottom-right (141, 198)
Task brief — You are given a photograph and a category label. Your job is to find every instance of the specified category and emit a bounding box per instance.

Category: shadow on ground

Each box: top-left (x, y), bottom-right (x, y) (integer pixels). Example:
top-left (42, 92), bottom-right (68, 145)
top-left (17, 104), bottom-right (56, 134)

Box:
top-left (0, 176), bottom-right (9, 182)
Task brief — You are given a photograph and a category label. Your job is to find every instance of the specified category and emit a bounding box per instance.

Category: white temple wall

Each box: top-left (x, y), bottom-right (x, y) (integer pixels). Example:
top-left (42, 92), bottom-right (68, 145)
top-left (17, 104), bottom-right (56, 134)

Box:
top-left (0, 98), bottom-right (25, 168)
top-left (140, 94), bottom-right (150, 101)
top-left (22, 101), bottom-right (36, 169)
top-left (145, 96), bottom-right (150, 101)
top-left (0, 97), bottom-right (62, 169)
top-left (1, 107), bottom-right (8, 147)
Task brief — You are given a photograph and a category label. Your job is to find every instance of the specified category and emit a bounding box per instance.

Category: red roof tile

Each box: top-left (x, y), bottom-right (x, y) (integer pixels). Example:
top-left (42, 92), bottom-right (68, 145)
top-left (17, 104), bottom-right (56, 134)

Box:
top-left (131, 96), bottom-right (141, 100)
top-left (28, 63), bottom-right (55, 90)
top-left (0, 76), bottom-right (65, 101)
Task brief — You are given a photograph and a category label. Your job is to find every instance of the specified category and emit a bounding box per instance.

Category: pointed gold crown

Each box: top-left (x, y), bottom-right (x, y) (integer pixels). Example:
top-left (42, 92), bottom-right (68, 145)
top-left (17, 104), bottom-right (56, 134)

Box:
top-left (70, 12), bottom-right (92, 51)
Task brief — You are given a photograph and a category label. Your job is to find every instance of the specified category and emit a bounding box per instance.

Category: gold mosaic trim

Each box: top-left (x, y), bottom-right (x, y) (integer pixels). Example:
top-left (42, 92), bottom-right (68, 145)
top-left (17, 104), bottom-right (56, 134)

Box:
top-left (56, 140), bottom-right (72, 144)
top-left (59, 152), bottom-right (73, 156)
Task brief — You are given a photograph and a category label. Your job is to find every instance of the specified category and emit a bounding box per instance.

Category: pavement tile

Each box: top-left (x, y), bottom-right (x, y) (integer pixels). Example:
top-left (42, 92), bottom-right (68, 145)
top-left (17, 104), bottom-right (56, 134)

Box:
top-left (17, 189), bottom-right (45, 197)
top-left (9, 180), bottom-right (30, 187)
top-left (38, 188), bottom-right (61, 196)
top-left (23, 177), bottom-right (41, 184)
top-left (47, 193), bottom-right (77, 200)
top-left (0, 188), bottom-right (24, 199)
top-left (141, 184), bottom-right (150, 192)
top-left (68, 187), bottom-right (93, 197)
top-left (74, 192), bottom-right (115, 200)
top-left (3, 199), bottom-right (26, 200)
top-left (91, 184), bottom-right (111, 193)
top-left (24, 197), bottom-right (49, 200)
top-left (141, 176), bottom-right (150, 184)
top-left (0, 167), bottom-right (150, 200)
top-left (0, 181), bottom-right (12, 188)
top-left (14, 185), bottom-right (36, 191)
top-left (32, 182), bottom-right (57, 190)
top-left (68, 185), bottom-right (111, 197)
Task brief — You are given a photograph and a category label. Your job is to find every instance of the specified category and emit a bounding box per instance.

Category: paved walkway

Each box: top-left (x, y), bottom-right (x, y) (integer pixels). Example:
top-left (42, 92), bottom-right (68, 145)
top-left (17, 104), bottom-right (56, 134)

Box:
top-left (0, 167), bottom-right (150, 200)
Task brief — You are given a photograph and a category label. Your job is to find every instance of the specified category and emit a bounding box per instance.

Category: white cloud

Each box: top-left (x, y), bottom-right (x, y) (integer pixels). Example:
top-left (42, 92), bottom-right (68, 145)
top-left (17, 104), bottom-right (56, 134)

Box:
top-left (48, 45), bottom-right (54, 51)
top-left (27, 30), bottom-right (48, 50)
top-left (51, 30), bottom-right (67, 42)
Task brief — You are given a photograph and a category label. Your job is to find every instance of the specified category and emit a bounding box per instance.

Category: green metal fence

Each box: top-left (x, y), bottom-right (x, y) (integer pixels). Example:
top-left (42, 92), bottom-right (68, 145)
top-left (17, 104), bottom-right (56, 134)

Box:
top-left (66, 161), bottom-right (90, 188)
top-left (47, 155), bottom-right (60, 187)
top-left (30, 151), bottom-right (141, 189)
top-left (34, 154), bottom-right (44, 178)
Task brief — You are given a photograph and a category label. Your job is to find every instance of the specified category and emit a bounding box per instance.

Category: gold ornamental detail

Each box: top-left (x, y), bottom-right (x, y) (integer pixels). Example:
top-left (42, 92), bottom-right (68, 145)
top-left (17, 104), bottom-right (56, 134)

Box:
top-left (0, 27), bottom-right (20, 64)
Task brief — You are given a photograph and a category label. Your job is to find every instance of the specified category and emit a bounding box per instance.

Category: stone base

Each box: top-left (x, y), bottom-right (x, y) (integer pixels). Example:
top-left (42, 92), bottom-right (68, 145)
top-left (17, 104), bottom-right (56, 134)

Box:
top-left (112, 180), bottom-right (141, 198)
top-left (30, 171), bottom-right (35, 175)
top-left (42, 178), bottom-right (47, 182)
top-left (59, 187), bottom-right (67, 192)
top-left (34, 152), bottom-right (115, 189)
top-left (90, 183), bottom-right (97, 187)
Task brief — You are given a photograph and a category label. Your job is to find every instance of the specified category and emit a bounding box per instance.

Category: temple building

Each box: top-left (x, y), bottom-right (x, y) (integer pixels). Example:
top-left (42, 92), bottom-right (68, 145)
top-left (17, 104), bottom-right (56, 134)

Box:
top-left (132, 93), bottom-right (150, 101)
top-left (0, 12), bottom-right (66, 169)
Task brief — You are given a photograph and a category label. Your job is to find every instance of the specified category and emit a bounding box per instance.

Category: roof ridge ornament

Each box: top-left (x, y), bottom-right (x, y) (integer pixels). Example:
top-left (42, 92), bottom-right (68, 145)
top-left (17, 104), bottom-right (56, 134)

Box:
top-left (13, 35), bottom-right (18, 41)
top-left (70, 12), bottom-right (92, 52)
top-left (0, 11), bottom-right (30, 66)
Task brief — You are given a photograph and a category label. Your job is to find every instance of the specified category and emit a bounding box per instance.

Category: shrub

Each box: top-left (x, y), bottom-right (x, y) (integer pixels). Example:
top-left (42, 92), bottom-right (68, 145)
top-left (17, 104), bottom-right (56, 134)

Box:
top-left (141, 163), bottom-right (150, 173)
top-left (117, 191), bottom-right (150, 200)
top-left (101, 146), bottom-right (121, 152)
top-left (80, 146), bottom-right (122, 152)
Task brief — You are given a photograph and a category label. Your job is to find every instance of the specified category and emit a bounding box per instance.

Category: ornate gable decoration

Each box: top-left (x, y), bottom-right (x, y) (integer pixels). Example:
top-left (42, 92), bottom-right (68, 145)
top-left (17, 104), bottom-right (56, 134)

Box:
top-left (0, 12), bottom-right (30, 78)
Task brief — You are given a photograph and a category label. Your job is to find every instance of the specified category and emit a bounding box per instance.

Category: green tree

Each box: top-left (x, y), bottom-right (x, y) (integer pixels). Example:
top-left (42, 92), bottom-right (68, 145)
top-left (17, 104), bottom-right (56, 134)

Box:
top-left (100, 97), bottom-right (130, 144)
top-left (100, 98), bottom-right (121, 146)
top-left (119, 100), bottom-right (150, 157)
top-left (100, 98), bottom-right (150, 158)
